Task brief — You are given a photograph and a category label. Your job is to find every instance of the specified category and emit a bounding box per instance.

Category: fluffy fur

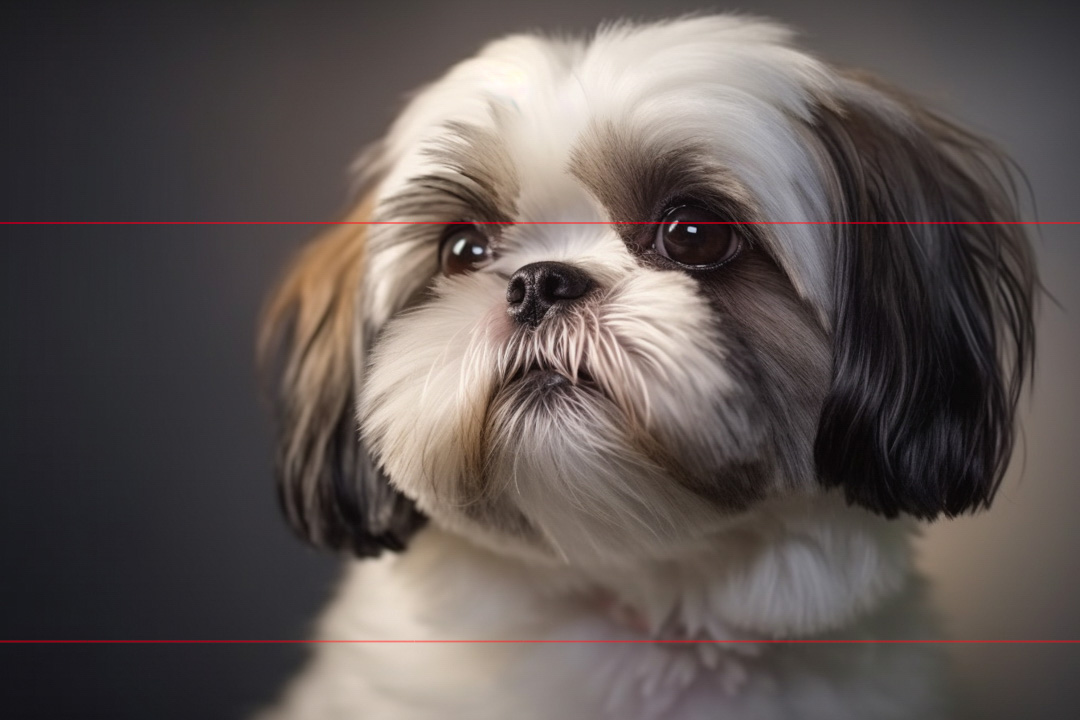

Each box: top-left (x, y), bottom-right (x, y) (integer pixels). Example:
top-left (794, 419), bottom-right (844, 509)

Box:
top-left (258, 15), bottom-right (1036, 719)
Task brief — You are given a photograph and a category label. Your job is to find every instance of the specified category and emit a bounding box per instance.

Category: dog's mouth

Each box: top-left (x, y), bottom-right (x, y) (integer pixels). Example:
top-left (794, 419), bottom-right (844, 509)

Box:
top-left (507, 362), bottom-right (596, 390)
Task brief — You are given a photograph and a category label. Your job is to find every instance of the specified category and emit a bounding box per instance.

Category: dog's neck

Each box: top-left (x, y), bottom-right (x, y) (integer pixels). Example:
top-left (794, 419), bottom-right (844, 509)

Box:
top-left (450, 493), bottom-right (917, 641)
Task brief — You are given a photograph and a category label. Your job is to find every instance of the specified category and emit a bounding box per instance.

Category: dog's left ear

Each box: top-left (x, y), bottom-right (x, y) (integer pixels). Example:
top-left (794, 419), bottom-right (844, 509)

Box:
top-left (258, 199), bottom-right (426, 556)
top-left (810, 76), bottom-right (1037, 520)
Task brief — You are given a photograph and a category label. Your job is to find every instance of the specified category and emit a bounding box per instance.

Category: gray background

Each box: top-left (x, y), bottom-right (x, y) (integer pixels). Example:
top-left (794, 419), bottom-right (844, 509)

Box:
top-left (1, 0), bottom-right (1077, 718)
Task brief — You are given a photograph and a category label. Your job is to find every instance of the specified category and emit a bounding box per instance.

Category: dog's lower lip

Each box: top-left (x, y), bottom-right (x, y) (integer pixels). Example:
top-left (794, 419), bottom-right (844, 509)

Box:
top-left (526, 368), bottom-right (571, 388)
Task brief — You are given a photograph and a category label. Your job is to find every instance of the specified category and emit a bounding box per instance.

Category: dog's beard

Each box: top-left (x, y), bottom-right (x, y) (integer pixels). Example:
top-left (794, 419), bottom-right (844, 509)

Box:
top-left (361, 261), bottom-right (770, 564)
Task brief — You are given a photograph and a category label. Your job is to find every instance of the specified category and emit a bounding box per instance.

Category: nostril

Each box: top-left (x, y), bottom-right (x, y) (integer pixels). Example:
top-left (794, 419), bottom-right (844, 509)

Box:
top-left (545, 268), bottom-right (590, 301)
top-left (506, 276), bottom-right (526, 304)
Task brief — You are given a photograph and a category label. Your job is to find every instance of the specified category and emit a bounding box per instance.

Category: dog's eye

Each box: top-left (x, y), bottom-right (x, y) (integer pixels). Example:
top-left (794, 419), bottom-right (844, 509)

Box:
top-left (654, 206), bottom-right (741, 267)
top-left (439, 224), bottom-right (492, 276)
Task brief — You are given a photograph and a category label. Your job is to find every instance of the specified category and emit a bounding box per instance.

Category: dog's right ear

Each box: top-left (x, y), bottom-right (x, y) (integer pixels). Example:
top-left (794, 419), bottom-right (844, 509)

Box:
top-left (258, 198), bottom-right (425, 557)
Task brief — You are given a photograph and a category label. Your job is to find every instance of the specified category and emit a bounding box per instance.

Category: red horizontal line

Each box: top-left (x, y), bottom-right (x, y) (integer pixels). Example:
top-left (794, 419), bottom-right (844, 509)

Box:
top-left (4, 643), bottom-right (1075, 647)
top-left (0, 221), bottom-right (1076, 226)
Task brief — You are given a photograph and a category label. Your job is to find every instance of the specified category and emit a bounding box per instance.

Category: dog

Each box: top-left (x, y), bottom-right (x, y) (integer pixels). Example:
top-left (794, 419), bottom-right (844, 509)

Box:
top-left (258, 15), bottom-right (1037, 719)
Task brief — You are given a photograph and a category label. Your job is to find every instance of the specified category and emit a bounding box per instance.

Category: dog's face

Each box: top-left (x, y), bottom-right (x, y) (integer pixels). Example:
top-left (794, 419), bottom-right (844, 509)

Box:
top-left (261, 17), bottom-right (1036, 565)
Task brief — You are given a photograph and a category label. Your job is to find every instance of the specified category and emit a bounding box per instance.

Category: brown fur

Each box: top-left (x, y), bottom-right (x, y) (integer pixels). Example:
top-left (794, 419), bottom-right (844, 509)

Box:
top-left (258, 198), bottom-right (426, 554)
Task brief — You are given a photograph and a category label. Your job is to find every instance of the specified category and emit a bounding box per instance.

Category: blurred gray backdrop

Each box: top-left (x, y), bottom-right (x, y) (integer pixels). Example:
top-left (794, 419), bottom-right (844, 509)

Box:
top-left (2, 0), bottom-right (1078, 718)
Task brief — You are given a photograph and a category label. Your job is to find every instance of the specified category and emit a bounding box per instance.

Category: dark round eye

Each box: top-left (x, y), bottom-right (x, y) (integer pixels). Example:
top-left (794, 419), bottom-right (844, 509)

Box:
top-left (439, 224), bottom-right (492, 276)
top-left (654, 206), bottom-right (741, 267)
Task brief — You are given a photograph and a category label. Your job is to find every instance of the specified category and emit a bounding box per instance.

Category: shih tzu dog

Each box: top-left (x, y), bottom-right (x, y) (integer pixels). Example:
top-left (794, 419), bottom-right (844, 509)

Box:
top-left (258, 15), bottom-right (1036, 720)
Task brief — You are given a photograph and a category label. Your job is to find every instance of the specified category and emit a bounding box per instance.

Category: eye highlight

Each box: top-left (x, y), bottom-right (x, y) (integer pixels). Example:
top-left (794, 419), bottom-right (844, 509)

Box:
top-left (439, 224), bottom-right (492, 276)
top-left (654, 205), bottom-right (741, 268)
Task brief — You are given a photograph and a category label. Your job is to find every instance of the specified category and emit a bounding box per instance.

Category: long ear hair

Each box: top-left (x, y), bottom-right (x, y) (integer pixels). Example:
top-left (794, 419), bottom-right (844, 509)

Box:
top-left (810, 76), bottom-right (1037, 520)
top-left (258, 199), bottom-right (425, 556)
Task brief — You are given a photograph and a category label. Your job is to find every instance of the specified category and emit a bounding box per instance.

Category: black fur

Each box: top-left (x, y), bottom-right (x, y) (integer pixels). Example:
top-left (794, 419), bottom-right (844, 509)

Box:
top-left (273, 389), bottom-right (426, 558)
top-left (811, 90), bottom-right (1036, 519)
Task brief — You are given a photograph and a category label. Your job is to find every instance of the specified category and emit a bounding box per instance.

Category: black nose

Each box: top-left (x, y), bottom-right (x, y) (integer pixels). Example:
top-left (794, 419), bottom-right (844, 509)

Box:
top-left (506, 261), bottom-right (592, 327)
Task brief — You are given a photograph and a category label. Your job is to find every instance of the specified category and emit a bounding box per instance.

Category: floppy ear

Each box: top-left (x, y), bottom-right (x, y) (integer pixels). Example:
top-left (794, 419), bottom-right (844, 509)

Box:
top-left (810, 77), bottom-right (1037, 520)
top-left (258, 199), bottom-right (425, 556)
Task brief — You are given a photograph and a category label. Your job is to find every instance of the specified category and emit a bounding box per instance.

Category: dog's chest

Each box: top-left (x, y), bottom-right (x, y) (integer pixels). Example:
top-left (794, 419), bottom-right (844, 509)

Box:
top-left (271, 534), bottom-right (947, 720)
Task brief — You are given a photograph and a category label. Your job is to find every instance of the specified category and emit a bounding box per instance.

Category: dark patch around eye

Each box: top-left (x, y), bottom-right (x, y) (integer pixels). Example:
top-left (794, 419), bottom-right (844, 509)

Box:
top-left (566, 122), bottom-right (760, 242)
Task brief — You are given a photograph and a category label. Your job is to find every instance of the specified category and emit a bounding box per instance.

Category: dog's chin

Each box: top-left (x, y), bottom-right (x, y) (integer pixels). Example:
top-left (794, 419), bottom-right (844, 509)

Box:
top-left (468, 371), bottom-right (747, 566)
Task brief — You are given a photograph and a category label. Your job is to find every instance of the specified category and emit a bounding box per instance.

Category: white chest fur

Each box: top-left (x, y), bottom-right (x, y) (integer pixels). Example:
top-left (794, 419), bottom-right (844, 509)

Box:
top-left (264, 496), bottom-right (951, 720)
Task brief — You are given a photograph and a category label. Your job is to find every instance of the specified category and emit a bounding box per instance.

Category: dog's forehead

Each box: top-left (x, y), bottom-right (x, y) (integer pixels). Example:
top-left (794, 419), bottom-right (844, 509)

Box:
top-left (379, 18), bottom-right (834, 196)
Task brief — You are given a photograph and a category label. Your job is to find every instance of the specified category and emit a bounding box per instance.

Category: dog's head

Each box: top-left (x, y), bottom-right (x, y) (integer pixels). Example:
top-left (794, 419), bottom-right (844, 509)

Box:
top-left (260, 16), bottom-right (1036, 565)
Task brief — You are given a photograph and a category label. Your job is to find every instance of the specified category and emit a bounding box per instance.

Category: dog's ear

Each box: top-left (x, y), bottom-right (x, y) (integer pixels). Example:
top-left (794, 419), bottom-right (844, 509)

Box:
top-left (810, 76), bottom-right (1037, 520)
top-left (258, 199), bottom-right (425, 556)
